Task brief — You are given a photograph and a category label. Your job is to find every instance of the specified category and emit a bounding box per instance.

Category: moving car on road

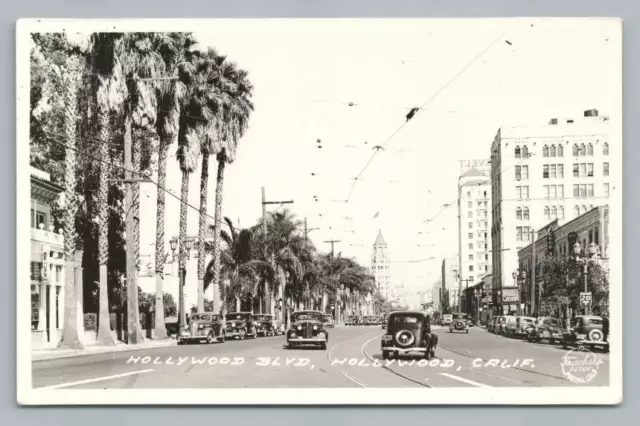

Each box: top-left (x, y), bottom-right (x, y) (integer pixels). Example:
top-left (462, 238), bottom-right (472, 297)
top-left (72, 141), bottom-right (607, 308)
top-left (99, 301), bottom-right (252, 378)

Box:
top-left (562, 315), bottom-right (609, 352)
top-left (441, 314), bottom-right (453, 327)
top-left (381, 311), bottom-right (438, 360)
top-left (225, 312), bottom-right (257, 340)
top-left (322, 314), bottom-right (335, 328)
top-left (252, 314), bottom-right (281, 337)
top-left (449, 313), bottom-right (469, 334)
top-left (287, 310), bottom-right (329, 350)
top-left (177, 312), bottom-right (226, 345)
top-left (526, 316), bottom-right (564, 344)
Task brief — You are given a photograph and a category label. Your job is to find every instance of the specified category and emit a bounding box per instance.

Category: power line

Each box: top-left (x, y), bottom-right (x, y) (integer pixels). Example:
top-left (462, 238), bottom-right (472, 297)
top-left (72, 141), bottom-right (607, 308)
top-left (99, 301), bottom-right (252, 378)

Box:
top-left (344, 31), bottom-right (508, 205)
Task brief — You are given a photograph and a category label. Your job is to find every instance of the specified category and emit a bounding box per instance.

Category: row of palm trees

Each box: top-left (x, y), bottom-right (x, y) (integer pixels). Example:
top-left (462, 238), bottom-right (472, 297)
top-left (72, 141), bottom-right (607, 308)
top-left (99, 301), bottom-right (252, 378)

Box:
top-left (31, 32), bottom-right (377, 348)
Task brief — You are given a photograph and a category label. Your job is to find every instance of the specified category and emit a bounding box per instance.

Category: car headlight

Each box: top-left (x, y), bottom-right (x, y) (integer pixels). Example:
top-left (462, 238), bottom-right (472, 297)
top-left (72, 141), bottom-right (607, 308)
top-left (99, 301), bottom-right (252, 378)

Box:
top-left (290, 332), bottom-right (297, 338)
top-left (198, 324), bottom-right (204, 329)
top-left (313, 325), bottom-right (318, 331)
top-left (297, 325), bottom-right (302, 331)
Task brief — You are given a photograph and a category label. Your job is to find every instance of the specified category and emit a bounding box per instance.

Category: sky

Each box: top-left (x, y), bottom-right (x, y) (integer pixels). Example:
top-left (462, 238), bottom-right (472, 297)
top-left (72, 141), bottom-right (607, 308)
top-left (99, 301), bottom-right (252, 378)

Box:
top-left (70, 19), bottom-right (619, 293)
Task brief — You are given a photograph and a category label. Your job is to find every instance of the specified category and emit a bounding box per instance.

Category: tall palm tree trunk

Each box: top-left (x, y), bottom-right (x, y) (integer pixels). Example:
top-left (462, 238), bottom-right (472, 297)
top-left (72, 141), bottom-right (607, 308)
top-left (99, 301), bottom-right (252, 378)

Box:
top-left (210, 153), bottom-right (226, 315)
top-left (58, 57), bottom-right (83, 349)
top-left (96, 111), bottom-right (115, 345)
top-left (196, 153), bottom-right (210, 312)
top-left (132, 129), bottom-right (145, 339)
top-left (153, 137), bottom-right (169, 339)
top-left (178, 168), bottom-right (190, 326)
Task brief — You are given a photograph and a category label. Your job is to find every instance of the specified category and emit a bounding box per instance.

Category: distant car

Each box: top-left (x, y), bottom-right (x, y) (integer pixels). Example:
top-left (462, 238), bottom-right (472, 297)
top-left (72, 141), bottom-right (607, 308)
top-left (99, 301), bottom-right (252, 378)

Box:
top-left (346, 315), bottom-right (360, 326)
top-left (381, 311), bottom-right (438, 360)
top-left (441, 314), bottom-right (453, 326)
top-left (527, 316), bottom-right (564, 344)
top-left (562, 315), bottom-right (609, 352)
top-left (322, 314), bottom-right (335, 328)
top-left (225, 312), bottom-right (257, 340)
top-left (449, 313), bottom-right (469, 334)
top-left (252, 314), bottom-right (282, 337)
top-left (287, 310), bottom-right (329, 350)
top-left (177, 312), bottom-right (226, 345)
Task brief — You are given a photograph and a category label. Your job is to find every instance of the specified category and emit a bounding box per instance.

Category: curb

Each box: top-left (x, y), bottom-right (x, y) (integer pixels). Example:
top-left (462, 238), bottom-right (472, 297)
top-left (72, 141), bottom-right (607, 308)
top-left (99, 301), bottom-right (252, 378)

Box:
top-left (32, 340), bottom-right (178, 362)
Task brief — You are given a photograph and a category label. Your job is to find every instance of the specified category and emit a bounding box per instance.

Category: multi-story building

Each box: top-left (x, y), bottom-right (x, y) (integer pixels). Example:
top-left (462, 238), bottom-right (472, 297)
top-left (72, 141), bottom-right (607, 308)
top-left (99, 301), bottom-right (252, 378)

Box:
top-left (441, 256), bottom-right (459, 313)
top-left (30, 167), bottom-right (70, 349)
top-left (490, 109), bottom-right (611, 315)
top-left (371, 230), bottom-right (391, 300)
top-left (517, 205), bottom-right (609, 316)
top-left (457, 161), bottom-right (492, 287)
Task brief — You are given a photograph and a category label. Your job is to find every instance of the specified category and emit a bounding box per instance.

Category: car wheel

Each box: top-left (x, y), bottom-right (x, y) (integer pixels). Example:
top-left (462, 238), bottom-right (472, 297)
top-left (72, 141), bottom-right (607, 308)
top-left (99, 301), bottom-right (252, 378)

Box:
top-left (206, 332), bottom-right (214, 344)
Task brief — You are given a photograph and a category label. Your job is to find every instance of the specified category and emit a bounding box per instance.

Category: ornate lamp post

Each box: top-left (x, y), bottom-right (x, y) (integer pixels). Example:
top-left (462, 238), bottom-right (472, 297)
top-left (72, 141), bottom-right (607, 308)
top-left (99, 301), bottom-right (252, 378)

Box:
top-left (573, 241), bottom-right (600, 315)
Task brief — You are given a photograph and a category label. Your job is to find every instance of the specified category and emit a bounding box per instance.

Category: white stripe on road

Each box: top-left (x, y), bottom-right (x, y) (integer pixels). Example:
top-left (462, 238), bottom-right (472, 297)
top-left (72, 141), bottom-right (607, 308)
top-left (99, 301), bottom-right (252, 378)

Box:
top-left (340, 371), bottom-right (367, 388)
top-left (37, 369), bottom-right (155, 389)
top-left (440, 373), bottom-right (492, 388)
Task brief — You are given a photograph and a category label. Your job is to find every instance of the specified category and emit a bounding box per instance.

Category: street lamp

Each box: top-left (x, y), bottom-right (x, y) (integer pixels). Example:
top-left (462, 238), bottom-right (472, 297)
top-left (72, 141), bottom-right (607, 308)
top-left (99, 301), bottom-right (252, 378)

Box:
top-left (573, 241), bottom-right (600, 315)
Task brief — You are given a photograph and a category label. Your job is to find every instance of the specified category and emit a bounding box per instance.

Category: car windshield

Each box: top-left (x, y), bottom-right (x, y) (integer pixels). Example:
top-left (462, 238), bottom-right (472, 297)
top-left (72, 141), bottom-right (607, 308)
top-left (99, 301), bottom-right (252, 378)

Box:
top-left (252, 315), bottom-right (272, 321)
top-left (588, 318), bottom-right (603, 325)
top-left (322, 315), bottom-right (332, 321)
top-left (226, 313), bottom-right (249, 321)
top-left (191, 314), bottom-right (215, 322)
top-left (391, 314), bottom-right (424, 325)
top-left (452, 314), bottom-right (467, 320)
top-left (519, 317), bottom-right (534, 323)
top-left (292, 312), bottom-right (323, 322)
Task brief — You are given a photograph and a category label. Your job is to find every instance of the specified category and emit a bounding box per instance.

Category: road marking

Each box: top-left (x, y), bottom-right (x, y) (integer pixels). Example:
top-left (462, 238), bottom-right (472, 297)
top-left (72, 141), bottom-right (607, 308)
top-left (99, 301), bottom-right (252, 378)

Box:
top-left (37, 369), bottom-right (155, 389)
top-left (440, 373), bottom-right (492, 388)
top-left (340, 370), bottom-right (367, 388)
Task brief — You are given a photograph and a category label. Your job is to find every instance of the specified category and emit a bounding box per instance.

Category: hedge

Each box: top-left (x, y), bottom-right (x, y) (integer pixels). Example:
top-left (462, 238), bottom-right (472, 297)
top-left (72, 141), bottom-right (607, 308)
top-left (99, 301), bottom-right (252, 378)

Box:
top-left (83, 312), bottom-right (173, 332)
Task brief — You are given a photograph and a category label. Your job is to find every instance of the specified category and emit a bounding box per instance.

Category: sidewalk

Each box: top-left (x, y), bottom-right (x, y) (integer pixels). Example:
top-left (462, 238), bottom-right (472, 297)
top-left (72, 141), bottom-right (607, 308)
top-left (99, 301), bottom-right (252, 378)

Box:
top-left (32, 338), bottom-right (177, 362)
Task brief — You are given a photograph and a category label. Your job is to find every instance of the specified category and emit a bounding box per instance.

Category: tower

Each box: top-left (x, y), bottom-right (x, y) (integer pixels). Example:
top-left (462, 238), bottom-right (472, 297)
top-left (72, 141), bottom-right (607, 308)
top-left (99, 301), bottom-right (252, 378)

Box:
top-left (371, 229), bottom-right (391, 300)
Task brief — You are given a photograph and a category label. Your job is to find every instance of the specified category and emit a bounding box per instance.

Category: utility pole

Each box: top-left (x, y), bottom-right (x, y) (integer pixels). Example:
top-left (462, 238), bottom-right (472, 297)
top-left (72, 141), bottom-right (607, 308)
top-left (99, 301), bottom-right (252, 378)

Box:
top-left (531, 229), bottom-right (537, 317)
top-left (324, 239), bottom-right (341, 257)
top-left (304, 217), bottom-right (319, 242)
top-left (261, 187), bottom-right (293, 316)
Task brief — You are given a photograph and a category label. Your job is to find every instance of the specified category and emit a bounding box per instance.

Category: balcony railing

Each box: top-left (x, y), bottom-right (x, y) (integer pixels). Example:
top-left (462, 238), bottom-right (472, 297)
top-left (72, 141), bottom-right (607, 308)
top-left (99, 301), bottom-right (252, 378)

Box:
top-left (31, 224), bottom-right (64, 247)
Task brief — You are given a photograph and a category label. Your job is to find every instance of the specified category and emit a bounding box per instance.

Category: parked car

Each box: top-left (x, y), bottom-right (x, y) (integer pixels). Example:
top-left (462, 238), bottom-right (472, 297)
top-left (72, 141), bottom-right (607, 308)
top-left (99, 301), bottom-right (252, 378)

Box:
top-left (562, 315), bottom-right (609, 352)
top-left (489, 316), bottom-right (500, 333)
top-left (346, 315), bottom-right (360, 326)
top-left (381, 311), bottom-right (438, 360)
top-left (526, 316), bottom-right (564, 344)
top-left (449, 313), bottom-right (469, 334)
top-left (225, 312), bottom-right (257, 340)
top-left (511, 316), bottom-right (536, 338)
top-left (495, 316), bottom-right (507, 335)
top-left (441, 314), bottom-right (453, 326)
top-left (502, 316), bottom-right (518, 337)
top-left (177, 312), bottom-right (226, 345)
top-left (322, 314), bottom-right (335, 328)
top-left (286, 310), bottom-right (329, 350)
top-left (252, 314), bottom-right (281, 337)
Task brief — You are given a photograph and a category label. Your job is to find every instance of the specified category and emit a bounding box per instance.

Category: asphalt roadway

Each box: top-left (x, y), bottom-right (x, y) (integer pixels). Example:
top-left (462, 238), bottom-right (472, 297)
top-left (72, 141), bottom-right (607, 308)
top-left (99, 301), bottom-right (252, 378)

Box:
top-left (31, 325), bottom-right (610, 389)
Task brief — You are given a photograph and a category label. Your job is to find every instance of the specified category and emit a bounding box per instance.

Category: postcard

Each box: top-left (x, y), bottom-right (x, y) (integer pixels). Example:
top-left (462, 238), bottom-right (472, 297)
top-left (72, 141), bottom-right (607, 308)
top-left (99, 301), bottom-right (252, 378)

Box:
top-left (17, 18), bottom-right (622, 405)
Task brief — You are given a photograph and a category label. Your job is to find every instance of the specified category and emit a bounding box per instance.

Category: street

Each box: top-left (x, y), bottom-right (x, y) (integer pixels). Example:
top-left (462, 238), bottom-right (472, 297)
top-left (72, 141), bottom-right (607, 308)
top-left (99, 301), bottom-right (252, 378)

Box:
top-left (32, 325), bottom-right (610, 389)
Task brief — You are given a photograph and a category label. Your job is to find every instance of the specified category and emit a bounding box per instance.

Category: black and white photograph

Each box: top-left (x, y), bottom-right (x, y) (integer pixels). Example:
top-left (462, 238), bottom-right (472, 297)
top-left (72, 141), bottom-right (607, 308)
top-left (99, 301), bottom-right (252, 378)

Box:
top-left (17, 18), bottom-right (622, 404)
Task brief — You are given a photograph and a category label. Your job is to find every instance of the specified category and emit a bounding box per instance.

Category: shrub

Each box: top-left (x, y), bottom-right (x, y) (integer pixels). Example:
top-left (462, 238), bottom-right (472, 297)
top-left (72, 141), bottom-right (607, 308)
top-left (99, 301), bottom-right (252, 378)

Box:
top-left (84, 313), bottom-right (97, 331)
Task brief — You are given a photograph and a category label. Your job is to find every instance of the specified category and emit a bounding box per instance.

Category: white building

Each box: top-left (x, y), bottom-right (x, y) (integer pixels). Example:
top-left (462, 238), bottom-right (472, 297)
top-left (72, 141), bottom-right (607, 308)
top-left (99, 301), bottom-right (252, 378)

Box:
top-left (371, 230), bottom-right (391, 300)
top-left (457, 161), bottom-right (492, 287)
top-left (490, 109), bottom-right (611, 314)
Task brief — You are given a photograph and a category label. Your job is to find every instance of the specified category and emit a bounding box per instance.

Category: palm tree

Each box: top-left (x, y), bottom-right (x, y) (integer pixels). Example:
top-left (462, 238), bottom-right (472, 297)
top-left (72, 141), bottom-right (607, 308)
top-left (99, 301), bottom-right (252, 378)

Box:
top-left (57, 54), bottom-right (85, 349)
top-left (152, 33), bottom-right (196, 339)
top-left (208, 63), bottom-right (254, 314)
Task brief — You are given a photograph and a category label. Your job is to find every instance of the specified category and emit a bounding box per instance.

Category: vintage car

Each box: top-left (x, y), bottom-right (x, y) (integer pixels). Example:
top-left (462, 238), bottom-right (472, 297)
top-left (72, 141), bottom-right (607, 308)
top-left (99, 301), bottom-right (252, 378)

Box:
top-left (504, 316), bottom-right (535, 338)
top-left (286, 310), bottom-right (329, 350)
top-left (322, 314), bottom-right (335, 328)
top-left (494, 315), bottom-right (508, 335)
top-left (562, 315), bottom-right (609, 352)
top-left (252, 314), bottom-right (281, 337)
top-left (225, 312), bottom-right (257, 340)
top-left (177, 312), bottom-right (226, 345)
top-left (526, 316), bottom-right (564, 344)
top-left (381, 311), bottom-right (438, 360)
top-left (449, 313), bottom-right (469, 333)
top-left (440, 314), bottom-right (453, 326)
top-left (346, 315), bottom-right (360, 326)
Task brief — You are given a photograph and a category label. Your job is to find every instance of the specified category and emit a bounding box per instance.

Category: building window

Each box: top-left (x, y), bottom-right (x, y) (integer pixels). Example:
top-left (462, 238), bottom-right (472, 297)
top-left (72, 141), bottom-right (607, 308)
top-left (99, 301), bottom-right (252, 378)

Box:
top-left (468, 201), bottom-right (472, 208)
top-left (573, 144), bottom-right (579, 156)
top-left (30, 262), bottom-right (42, 281)
top-left (551, 206), bottom-right (558, 219)
top-left (522, 146), bottom-right (529, 158)
top-left (558, 144), bottom-right (564, 157)
top-left (544, 185), bottom-right (549, 199)
top-left (603, 162), bottom-right (609, 176)
top-left (579, 163), bottom-right (586, 177)
top-left (550, 145), bottom-right (557, 157)
top-left (523, 207), bottom-right (529, 220)
top-left (468, 233), bottom-right (473, 239)
top-left (469, 265), bottom-right (474, 272)
top-left (604, 183), bottom-right (610, 197)
top-left (573, 163), bottom-right (579, 177)
top-left (515, 166), bottom-right (522, 180)
top-left (516, 207), bottom-right (522, 220)
top-left (579, 143), bottom-right (586, 156)
top-left (573, 184), bottom-right (579, 197)
top-left (469, 254), bottom-right (474, 261)
top-left (579, 184), bottom-right (587, 198)
top-left (515, 146), bottom-right (521, 158)
top-left (603, 142), bottom-right (609, 155)
top-left (468, 222), bottom-right (473, 229)
top-left (468, 211), bottom-right (473, 218)
top-left (522, 165), bottom-right (528, 180)
top-left (543, 145), bottom-right (549, 157)
top-left (559, 206), bottom-right (565, 219)
top-left (581, 205), bottom-right (588, 215)
top-left (550, 164), bottom-right (557, 178)
top-left (595, 228), bottom-right (600, 245)
top-left (587, 184), bottom-right (594, 197)
top-left (543, 164), bottom-right (549, 178)
top-left (544, 206), bottom-right (550, 220)
top-left (35, 211), bottom-right (47, 229)
top-left (574, 206), bottom-right (580, 217)
top-left (558, 164), bottom-right (564, 178)
top-left (587, 143), bottom-right (594, 156)
top-left (516, 227), bottom-right (523, 241)
top-left (468, 243), bottom-right (473, 250)
top-left (587, 163), bottom-right (594, 177)
top-left (31, 292), bottom-right (40, 331)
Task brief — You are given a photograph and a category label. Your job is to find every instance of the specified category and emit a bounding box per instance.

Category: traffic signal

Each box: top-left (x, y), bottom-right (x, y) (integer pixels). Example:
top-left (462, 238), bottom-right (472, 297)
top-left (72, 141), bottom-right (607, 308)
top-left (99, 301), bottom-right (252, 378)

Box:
top-left (547, 230), bottom-right (555, 254)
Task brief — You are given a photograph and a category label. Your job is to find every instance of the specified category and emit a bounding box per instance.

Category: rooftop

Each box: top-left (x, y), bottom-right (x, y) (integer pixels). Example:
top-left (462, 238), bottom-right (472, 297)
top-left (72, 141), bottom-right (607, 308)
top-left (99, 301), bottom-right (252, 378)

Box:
top-left (374, 229), bottom-right (387, 246)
